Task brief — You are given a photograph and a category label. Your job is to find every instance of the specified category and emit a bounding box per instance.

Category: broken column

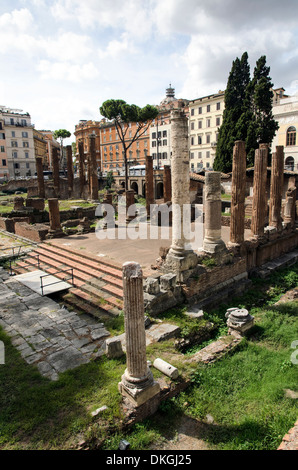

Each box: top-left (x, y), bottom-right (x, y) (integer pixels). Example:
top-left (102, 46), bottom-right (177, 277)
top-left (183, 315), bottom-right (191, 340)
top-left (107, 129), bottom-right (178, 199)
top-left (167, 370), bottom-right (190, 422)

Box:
top-left (164, 110), bottom-right (197, 279)
top-left (145, 155), bottom-right (154, 217)
top-left (89, 134), bottom-right (99, 201)
top-left (48, 198), bottom-right (62, 234)
top-left (78, 139), bottom-right (85, 197)
top-left (225, 307), bottom-right (255, 338)
top-left (251, 145), bottom-right (268, 238)
top-left (269, 146), bottom-right (284, 231)
top-left (118, 261), bottom-right (160, 406)
top-left (284, 186), bottom-right (297, 228)
top-left (52, 147), bottom-right (60, 198)
top-left (13, 196), bottom-right (24, 211)
top-left (203, 172), bottom-right (226, 254)
top-left (230, 141), bottom-right (246, 245)
top-left (163, 165), bottom-right (172, 203)
top-left (126, 189), bottom-right (136, 223)
top-left (36, 156), bottom-right (45, 199)
top-left (66, 145), bottom-right (74, 197)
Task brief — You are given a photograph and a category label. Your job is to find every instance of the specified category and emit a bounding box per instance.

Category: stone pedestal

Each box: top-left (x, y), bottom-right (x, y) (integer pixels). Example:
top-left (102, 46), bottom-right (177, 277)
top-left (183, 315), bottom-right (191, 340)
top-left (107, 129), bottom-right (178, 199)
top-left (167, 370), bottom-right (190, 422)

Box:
top-left (36, 157), bottom-right (45, 199)
top-left (225, 307), bottom-right (254, 337)
top-left (251, 145), bottom-right (268, 238)
top-left (52, 147), bottom-right (60, 198)
top-left (145, 155), bottom-right (154, 218)
top-left (230, 141), bottom-right (246, 244)
top-left (13, 196), bottom-right (24, 211)
top-left (269, 146), bottom-right (284, 231)
top-left (163, 165), bottom-right (172, 203)
top-left (89, 134), bottom-right (99, 201)
top-left (203, 172), bottom-right (226, 254)
top-left (118, 262), bottom-right (160, 406)
top-left (66, 145), bottom-right (74, 197)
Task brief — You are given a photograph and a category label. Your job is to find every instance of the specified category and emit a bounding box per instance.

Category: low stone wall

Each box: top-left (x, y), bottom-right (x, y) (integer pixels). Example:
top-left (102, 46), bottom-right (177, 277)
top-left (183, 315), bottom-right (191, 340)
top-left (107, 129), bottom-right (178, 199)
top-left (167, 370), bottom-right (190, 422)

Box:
top-left (14, 222), bottom-right (49, 242)
top-left (0, 217), bottom-right (31, 233)
top-left (221, 215), bottom-right (251, 229)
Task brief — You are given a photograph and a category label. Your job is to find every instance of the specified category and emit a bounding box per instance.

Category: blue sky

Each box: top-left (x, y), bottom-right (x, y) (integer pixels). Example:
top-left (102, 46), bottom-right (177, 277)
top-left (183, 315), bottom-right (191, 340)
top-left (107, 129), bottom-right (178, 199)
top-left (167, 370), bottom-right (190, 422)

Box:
top-left (1, 0), bottom-right (298, 145)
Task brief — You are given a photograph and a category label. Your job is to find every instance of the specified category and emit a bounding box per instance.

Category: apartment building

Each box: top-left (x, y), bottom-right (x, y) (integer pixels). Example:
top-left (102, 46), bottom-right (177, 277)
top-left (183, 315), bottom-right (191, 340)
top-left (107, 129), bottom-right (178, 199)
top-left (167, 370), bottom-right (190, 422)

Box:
top-left (272, 90), bottom-right (298, 171)
top-left (39, 131), bottom-right (61, 171)
top-left (0, 115), bottom-right (8, 179)
top-left (0, 106), bottom-right (36, 178)
top-left (33, 129), bottom-right (47, 168)
top-left (188, 91), bottom-right (225, 172)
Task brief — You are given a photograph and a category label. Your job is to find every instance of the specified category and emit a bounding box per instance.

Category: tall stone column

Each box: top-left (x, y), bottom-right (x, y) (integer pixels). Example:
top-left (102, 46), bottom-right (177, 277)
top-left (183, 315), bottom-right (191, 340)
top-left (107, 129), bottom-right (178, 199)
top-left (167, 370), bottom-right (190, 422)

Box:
top-left (118, 262), bottom-right (160, 406)
top-left (269, 146), bottom-right (284, 231)
top-left (145, 155), bottom-right (154, 217)
top-left (78, 139), bottom-right (85, 197)
top-left (66, 145), bottom-right (74, 197)
top-left (230, 141), bottom-right (246, 244)
top-left (126, 190), bottom-right (136, 222)
top-left (164, 110), bottom-right (197, 278)
top-left (48, 198), bottom-right (62, 232)
top-left (251, 145), bottom-right (268, 238)
top-left (163, 165), bottom-right (172, 203)
top-left (203, 172), bottom-right (226, 253)
top-left (89, 134), bottom-right (99, 201)
top-left (52, 147), bottom-right (60, 197)
top-left (36, 157), bottom-right (45, 199)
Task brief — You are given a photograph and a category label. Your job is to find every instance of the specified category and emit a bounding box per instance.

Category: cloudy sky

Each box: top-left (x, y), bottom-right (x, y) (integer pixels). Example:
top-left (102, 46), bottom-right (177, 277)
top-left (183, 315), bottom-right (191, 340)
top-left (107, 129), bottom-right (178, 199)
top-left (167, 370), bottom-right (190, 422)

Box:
top-left (1, 0), bottom-right (298, 145)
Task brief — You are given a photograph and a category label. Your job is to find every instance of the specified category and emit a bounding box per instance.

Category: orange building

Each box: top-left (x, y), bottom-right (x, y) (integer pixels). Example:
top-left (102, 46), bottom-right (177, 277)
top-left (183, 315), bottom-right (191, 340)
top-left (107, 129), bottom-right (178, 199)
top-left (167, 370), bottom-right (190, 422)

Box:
top-left (100, 119), bottom-right (150, 175)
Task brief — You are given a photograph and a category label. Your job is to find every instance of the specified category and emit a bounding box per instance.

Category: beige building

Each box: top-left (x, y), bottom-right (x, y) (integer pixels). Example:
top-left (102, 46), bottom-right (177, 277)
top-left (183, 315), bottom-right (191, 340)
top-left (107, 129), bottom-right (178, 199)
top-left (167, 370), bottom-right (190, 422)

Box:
top-left (272, 90), bottom-right (298, 171)
top-left (189, 91), bottom-right (225, 171)
top-left (33, 129), bottom-right (47, 168)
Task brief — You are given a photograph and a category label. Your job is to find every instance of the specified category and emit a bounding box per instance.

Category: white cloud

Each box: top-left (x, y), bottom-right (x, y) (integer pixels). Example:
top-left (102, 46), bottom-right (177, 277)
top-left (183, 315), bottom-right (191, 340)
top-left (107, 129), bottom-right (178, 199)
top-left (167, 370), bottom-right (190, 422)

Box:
top-left (0, 8), bottom-right (34, 32)
top-left (37, 60), bottom-right (100, 82)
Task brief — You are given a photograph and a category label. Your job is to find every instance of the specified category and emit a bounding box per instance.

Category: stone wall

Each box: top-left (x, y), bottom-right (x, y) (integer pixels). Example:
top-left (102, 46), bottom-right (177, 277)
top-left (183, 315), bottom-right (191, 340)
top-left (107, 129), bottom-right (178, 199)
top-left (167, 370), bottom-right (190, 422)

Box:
top-left (221, 215), bottom-right (251, 229)
top-left (14, 222), bottom-right (49, 242)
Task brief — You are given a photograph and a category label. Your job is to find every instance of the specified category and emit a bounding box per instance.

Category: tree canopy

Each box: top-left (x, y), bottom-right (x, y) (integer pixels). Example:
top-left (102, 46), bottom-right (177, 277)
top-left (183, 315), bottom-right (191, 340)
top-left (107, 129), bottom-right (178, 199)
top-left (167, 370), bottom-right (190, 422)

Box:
top-left (100, 99), bottom-right (159, 188)
top-left (213, 53), bottom-right (278, 173)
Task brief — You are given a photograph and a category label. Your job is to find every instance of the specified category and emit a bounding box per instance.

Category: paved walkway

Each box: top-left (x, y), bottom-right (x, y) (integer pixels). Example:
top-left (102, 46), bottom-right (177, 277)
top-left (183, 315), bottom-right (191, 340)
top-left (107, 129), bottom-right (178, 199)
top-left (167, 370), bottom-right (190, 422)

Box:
top-left (0, 267), bottom-right (110, 381)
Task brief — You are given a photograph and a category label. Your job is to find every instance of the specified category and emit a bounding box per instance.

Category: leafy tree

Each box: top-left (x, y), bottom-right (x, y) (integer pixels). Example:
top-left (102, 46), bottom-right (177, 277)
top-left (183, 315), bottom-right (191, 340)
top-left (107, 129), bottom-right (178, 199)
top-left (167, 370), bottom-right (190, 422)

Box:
top-left (214, 53), bottom-right (278, 172)
top-left (53, 129), bottom-right (72, 167)
top-left (214, 52), bottom-right (250, 173)
top-left (99, 99), bottom-right (159, 189)
top-left (105, 170), bottom-right (115, 190)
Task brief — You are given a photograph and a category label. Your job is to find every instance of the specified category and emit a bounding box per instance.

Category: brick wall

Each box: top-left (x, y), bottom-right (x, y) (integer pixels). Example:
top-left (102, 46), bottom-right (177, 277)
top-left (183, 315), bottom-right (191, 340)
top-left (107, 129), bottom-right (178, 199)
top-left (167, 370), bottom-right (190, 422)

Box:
top-left (14, 222), bottom-right (49, 242)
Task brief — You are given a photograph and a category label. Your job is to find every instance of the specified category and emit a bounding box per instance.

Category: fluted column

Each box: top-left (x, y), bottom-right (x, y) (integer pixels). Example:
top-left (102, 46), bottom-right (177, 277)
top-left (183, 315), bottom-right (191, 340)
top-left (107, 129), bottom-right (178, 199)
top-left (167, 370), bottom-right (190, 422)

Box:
top-left (269, 146), bottom-right (284, 231)
top-left (203, 172), bottom-right (226, 253)
top-left (118, 262), bottom-right (160, 406)
top-left (251, 145), bottom-right (268, 237)
top-left (230, 141), bottom-right (246, 244)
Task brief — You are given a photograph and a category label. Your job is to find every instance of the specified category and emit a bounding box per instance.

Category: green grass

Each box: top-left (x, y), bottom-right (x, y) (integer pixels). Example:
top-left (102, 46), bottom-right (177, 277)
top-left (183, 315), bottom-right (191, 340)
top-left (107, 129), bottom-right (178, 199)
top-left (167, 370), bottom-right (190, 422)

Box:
top-left (0, 264), bottom-right (297, 450)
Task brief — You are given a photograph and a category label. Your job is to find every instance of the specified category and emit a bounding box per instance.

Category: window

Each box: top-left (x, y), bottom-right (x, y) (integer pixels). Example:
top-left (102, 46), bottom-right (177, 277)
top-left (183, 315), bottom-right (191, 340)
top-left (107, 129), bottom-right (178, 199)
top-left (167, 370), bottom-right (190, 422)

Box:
top-left (163, 140), bottom-right (167, 146)
top-left (198, 136), bottom-right (202, 145)
top-left (287, 126), bottom-right (296, 146)
top-left (11, 141), bottom-right (18, 147)
top-left (152, 141), bottom-right (157, 147)
top-left (21, 119), bottom-right (27, 126)
top-left (13, 151), bottom-right (18, 158)
top-left (206, 151), bottom-right (210, 158)
top-left (23, 142), bottom-right (29, 148)
top-left (163, 130), bottom-right (167, 137)
top-left (0, 123), bottom-right (2, 130)
top-left (190, 152), bottom-right (194, 159)
top-left (191, 109), bottom-right (194, 116)
top-left (216, 102), bottom-right (221, 110)
top-left (152, 132), bottom-right (156, 139)
top-left (22, 132), bottom-right (28, 138)
top-left (207, 105), bottom-right (211, 112)
top-left (12, 131), bottom-right (15, 137)
top-left (0, 146), bottom-right (4, 153)
top-left (14, 162), bottom-right (20, 169)
top-left (198, 121), bottom-right (202, 129)
top-left (25, 152), bottom-right (29, 158)
top-left (190, 122), bottom-right (195, 130)
top-left (198, 107), bottom-right (202, 114)
top-left (191, 137), bottom-right (194, 146)
top-left (285, 156), bottom-right (295, 171)
top-left (10, 118), bottom-right (14, 125)
top-left (216, 117), bottom-right (221, 126)
top-left (2, 159), bottom-right (6, 166)
top-left (0, 133), bottom-right (4, 139)
top-left (206, 135), bottom-right (211, 144)
top-left (206, 119), bottom-right (211, 128)
top-left (26, 162), bottom-right (30, 169)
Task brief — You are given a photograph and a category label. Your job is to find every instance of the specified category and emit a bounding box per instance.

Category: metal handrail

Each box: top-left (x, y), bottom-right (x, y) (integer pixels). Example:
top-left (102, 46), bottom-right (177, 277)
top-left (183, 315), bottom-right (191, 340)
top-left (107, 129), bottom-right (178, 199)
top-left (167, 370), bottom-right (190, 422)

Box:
top-left (9, 254), bottom-right (40, 276)
top-left (40, 267), bottom-right (74, 296)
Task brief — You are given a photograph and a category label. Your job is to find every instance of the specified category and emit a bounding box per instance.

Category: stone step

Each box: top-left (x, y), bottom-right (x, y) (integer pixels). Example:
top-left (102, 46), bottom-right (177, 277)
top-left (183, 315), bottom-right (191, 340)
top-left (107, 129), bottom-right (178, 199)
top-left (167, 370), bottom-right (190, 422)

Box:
top-left (61, 292), bottom-right (118, 321)
top-left (87, 277), bottom-right (123, 299)
top-left (68, 287), bottom-right (121, 316)
top-left (79, 283), bottom-right (123, 309)
top-left (33, 247), bottom-right (123, 288)
top-left (43, 242), bottom-right (123, 278)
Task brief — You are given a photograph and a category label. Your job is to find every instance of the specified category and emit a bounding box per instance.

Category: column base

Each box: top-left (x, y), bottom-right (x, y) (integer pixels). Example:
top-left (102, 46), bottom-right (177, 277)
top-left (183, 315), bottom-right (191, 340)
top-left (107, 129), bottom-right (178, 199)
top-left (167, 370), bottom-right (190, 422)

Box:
top-left (203, 238), bottom-right (226, 254)
top-left (118, 368), bottom-right (160, 406)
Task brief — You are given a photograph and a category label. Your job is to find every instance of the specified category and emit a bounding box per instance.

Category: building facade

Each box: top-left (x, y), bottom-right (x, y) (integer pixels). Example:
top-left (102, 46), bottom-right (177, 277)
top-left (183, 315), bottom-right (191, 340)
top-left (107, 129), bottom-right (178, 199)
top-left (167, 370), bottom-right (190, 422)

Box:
top-left (0, 115), bottom-right (8, 179)
top-left (0, 106), bottom-right (36, 179)
top-left (74, 120), bottom-right (101, 173)
top-left (271, 92), bottom-right (298, 171)
top-left (33, 129), bottom-right (47, 168)
top-left (39, 131), bottom-right (61, 171)
top-left (188, 91), bottom-right (225, 172)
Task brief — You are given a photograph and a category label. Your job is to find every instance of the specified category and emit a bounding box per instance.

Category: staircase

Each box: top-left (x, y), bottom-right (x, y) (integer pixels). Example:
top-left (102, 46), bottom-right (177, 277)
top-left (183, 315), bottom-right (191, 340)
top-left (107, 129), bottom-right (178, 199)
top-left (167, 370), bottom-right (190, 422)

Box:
top-left (12, 241), bottom-right (124, 321)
